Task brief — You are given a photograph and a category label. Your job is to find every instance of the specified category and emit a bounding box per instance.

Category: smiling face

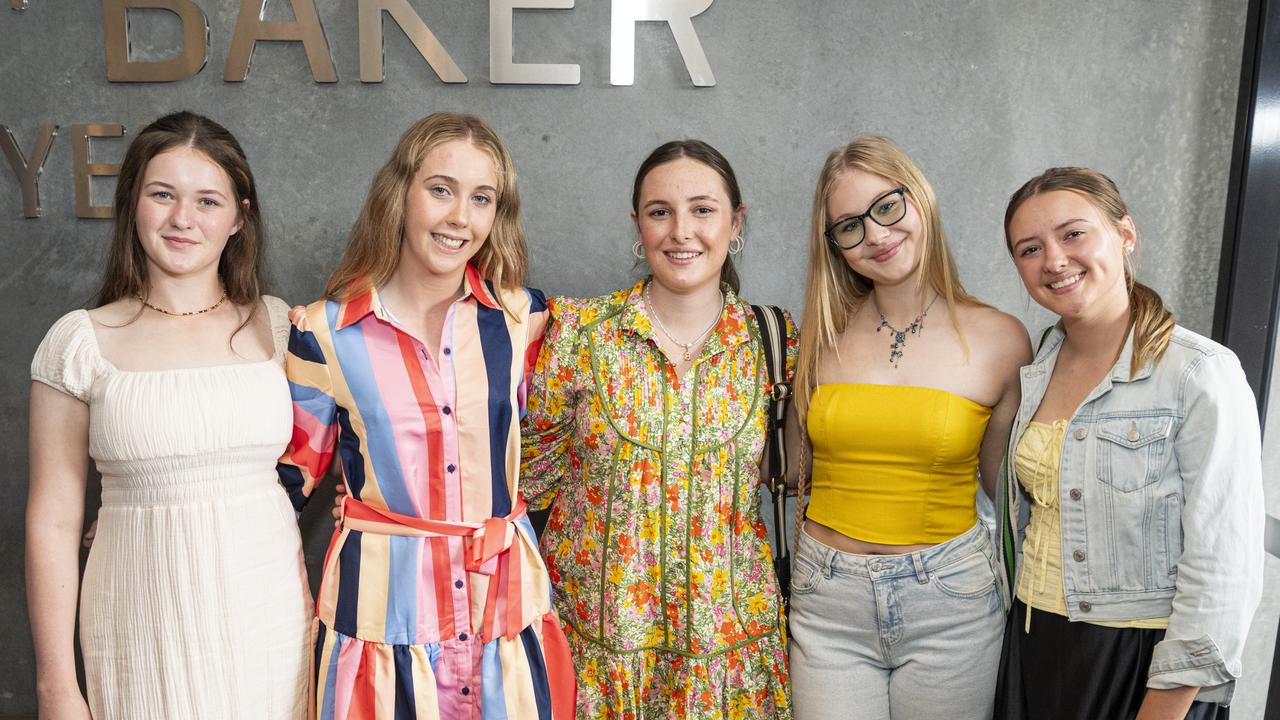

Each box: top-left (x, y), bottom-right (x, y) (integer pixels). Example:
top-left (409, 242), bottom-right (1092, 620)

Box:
top-left (825, 168), bottom-right (923, 287)
top-left (1007, 189), bottom-right (1135, 323)
top-left (633, 157), bottom-right (743, 296)
top-left (399, 138), bottom-right (498, 283)
top-left (134, 146), bottom-right (244, 282)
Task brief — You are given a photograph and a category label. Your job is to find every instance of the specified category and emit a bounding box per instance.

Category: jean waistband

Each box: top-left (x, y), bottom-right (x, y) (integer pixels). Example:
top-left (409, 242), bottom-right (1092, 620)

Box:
top-left (798, 521), bottom-right (992, 581)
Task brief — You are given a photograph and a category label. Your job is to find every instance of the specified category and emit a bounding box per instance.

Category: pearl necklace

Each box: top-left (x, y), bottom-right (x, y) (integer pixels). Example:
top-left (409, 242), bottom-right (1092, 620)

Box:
top-left (643, 283), bottom-right (724, 363)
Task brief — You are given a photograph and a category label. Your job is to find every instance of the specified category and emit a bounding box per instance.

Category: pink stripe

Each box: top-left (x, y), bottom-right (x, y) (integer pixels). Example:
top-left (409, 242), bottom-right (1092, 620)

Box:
top-left (333, 636), bottom-right (363, 719)
top-left (437, 303), bottom-right (464, 521)
top-left (360, 318), bottom-right (429, 518)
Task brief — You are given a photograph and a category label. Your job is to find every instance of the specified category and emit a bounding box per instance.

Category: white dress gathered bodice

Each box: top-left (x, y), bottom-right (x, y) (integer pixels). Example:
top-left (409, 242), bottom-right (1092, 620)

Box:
top-left (31, 296), bottom-right (313, 719)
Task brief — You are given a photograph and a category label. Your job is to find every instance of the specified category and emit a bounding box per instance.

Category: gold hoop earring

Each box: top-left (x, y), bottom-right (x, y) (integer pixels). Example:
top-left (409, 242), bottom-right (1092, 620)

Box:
top-left (632, 240), bottom-right (646, 260)
top-left (728, 234), bottom-right (745, 255)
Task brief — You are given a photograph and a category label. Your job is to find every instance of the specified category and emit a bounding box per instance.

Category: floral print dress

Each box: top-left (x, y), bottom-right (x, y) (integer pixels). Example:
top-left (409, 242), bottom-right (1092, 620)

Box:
top-left (521, 281), bottom-right (796, 720)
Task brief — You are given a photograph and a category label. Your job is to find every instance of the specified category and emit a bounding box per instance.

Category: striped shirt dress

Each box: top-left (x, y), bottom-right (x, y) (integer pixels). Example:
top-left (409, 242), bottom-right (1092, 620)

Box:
top-left (277, 265), bottom-right (576, 719)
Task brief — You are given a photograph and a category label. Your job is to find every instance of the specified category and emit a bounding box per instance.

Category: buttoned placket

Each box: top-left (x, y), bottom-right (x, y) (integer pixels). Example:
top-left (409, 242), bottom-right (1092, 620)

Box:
top-left (662, 360), bottom-right (697, 650)
top-left (386, 300), bottom-right (471, 639)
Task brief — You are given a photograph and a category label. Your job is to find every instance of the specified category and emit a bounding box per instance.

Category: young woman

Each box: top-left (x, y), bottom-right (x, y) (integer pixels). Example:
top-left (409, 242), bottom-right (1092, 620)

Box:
top-left (787, 135), bottom-right (1029, 720)
top-left (521, 140), bottom-right (795, 719)
top-left (277, 112), bottom-right (574, 719)
top-left (27, 111), bottom-right (311, 718)
top-left (993, 167), bottom-right (1264, 719)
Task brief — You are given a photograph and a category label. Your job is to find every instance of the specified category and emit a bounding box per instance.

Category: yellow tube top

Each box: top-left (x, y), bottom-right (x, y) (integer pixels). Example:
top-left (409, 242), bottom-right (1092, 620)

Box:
top-left (806, 383), bottom-right (991, 545)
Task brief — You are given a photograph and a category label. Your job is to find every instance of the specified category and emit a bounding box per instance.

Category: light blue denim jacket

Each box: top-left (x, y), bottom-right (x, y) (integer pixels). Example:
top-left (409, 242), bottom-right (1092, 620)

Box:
top-left (997, 324), bottom-right (1264, 704)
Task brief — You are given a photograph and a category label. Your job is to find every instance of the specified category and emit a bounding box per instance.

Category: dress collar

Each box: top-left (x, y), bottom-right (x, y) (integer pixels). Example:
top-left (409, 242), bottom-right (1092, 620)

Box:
top-left (335, 263), bottom-right (498, 330)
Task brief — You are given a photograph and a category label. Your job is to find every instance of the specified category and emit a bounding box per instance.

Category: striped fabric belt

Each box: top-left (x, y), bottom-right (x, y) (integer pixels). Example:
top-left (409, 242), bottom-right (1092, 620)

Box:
top-left (339, 496), bottom-right (529, 577)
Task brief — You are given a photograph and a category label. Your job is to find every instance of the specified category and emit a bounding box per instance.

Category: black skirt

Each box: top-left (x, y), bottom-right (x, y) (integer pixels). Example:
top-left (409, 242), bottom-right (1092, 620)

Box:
top-left (993, 600), bottom-right (1229, 720)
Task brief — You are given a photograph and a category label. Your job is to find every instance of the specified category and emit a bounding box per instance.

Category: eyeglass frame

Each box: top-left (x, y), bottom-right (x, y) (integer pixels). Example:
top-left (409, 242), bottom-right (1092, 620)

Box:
top-left (823, 186), bottom-right (910, 250)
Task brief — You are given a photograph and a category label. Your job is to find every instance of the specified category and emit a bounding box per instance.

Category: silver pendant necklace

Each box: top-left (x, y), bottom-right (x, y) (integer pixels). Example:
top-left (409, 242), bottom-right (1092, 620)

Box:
top-left (873, 293), bottom-right (939, 368)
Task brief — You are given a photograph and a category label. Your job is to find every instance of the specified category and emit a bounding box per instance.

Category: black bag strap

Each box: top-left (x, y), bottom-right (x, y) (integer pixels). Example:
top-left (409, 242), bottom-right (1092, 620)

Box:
top-left (751, 305), bottom-right (792, 562)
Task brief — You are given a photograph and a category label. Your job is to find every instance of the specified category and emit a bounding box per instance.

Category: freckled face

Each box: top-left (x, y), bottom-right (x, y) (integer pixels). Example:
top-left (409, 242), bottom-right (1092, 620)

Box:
top-left (134, 146), bottom-right (243, 281)
top-left (633, 158), bottom-right (742, 295)
top-left (825, 169), bottom-right (923, 287)
top-left (1007, 190), bottom-right (1134, 323)
top-left (400, 139), bottom-right (499, 282)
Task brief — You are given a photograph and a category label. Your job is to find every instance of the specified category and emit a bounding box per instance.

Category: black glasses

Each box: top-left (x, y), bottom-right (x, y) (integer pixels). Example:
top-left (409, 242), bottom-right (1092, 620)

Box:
top-left (824, 187), bottom-right (909, 249)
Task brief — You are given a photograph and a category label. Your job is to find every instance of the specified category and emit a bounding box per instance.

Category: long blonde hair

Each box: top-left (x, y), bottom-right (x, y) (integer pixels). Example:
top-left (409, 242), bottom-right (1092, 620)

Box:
top-left (325, 113), bottom-right (528, 313)
top-left (793, 135), bottom-right (980, 542)
top-left (1004, 167), bottom-right (1174, 376)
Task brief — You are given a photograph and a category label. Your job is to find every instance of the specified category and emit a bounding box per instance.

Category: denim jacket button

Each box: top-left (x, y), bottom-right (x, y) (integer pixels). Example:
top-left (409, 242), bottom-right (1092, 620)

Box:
top-left (1069, 488), bottom-right (1082, 501)
top-left (1073, 428), bottom-right (1087, 440)
top-left (1079, 601), bottom-right (1092, 612)
top-left (1072, 549), bottom-right (1085, 562)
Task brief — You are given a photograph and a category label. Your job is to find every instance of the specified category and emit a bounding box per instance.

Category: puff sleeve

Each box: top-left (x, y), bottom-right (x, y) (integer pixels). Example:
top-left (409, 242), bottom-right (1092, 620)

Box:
top-left (31, 311), bottom-right (100, 403)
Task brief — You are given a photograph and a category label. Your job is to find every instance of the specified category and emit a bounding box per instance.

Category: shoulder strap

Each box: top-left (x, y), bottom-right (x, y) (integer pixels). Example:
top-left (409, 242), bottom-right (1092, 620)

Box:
top-left (750, 305), bottom-right (790, 492)
top-left (751, 305), bottom-right (794, 582)
top-left (1037, 326), bottom-right (1054, 353)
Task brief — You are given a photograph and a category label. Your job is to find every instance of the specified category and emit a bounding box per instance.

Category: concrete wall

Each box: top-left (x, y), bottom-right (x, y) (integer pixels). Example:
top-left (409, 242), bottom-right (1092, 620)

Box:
top-left (0, 0), bottom-right (1262, 714)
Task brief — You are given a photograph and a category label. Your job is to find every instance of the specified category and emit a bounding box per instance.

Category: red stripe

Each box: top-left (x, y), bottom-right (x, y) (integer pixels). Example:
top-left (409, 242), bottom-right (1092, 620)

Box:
top-left (464, 263), bottom-right (499, 309)
top-left (340, 289), bottom-right (375, 328)
top-left (523, 335), bottom-right (544, 381)
top-left (287, 426), bottom-right (327, 482)
top-left (391, 332), bottom-right (456, 637)
top-left (348, 642), bottom-right (377, 720)
top-left (541, 614), bottom-right (578, 720)
top-left (504, 540), bottom-right (523, 639)
top-left (394, 333), bottom-right (446, 519)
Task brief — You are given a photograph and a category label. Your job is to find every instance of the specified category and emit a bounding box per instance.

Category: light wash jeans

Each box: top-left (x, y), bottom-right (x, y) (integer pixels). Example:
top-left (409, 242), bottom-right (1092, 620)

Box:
top-left (788, 522), bottom-right (1004, 720)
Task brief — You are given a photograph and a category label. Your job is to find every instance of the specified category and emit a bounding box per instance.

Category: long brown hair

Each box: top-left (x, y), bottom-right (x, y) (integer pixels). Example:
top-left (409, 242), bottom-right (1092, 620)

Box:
top-left (630, 140), bottom-right (744, 294)
top-left (1004, 167), bottom-right (1174, 377)
top-left (95, 111), bottom-right (265, 316)
top-left (325, 113), bottom-right (528, 313)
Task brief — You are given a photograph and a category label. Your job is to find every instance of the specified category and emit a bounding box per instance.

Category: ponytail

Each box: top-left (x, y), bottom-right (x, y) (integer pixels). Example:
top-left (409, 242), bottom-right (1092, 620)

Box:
top-left (1127, 279), bottom-right (1175, 377)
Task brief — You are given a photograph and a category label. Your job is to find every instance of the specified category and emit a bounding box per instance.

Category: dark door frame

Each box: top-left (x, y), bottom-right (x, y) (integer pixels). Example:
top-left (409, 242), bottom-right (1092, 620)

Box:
top-left (1214, 0), bottom-right (1280, 716)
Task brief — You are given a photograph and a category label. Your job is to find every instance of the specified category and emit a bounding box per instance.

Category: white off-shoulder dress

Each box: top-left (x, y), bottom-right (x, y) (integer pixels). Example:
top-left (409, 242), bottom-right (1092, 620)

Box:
top-left (31, 296), bottom-right (313, 719)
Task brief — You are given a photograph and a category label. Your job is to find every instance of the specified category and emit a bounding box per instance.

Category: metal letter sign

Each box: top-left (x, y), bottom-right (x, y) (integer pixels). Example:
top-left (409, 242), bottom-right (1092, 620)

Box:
top-left (358, 0), bottom-right (465, 83)
top-left (224, 0), bottom-right (337, 82)
top-left (490, 0), bottom-right (580, 85)
top-left (72, 124), bottom-right (124, 219)
top-left (103, 0), bottom-right (209, 82)
top-left (0, 124), bottom-right (57, 218)
top-left (611, 0), bottom-right (715, 86)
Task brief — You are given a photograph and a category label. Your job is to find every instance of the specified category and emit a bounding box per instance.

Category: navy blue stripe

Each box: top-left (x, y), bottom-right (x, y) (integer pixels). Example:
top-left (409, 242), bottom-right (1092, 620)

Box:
top-left (519, 625), bottom-right (553, 720)
top-left (336, 407), bottom-right (366, 500)
top-left (277, 463), bottom-right (309, 511)
top-left (288, 325), bottom-right (327, 364)
top-left (527, 286), bottom-right (548, 314)
top-left (476, 302), bottom-right (514, 517)
top-left (392, 644), bottom-right (416, 720)
top-left (334, 530), bottom-right (362, 636)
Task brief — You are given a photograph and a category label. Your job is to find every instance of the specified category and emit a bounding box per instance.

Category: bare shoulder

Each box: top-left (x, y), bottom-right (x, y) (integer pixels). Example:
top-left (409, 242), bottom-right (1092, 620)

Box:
top-left (86, 298), bottom-right (140, 328)
top-left (955, 303), bottom-right (1032, 366)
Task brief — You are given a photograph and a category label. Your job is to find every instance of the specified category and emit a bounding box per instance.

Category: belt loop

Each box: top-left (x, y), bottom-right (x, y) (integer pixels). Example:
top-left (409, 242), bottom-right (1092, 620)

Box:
top-left (824, 548), bottom-right (836, 579)
top-left (911, 552), bottom-right (928, 584)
